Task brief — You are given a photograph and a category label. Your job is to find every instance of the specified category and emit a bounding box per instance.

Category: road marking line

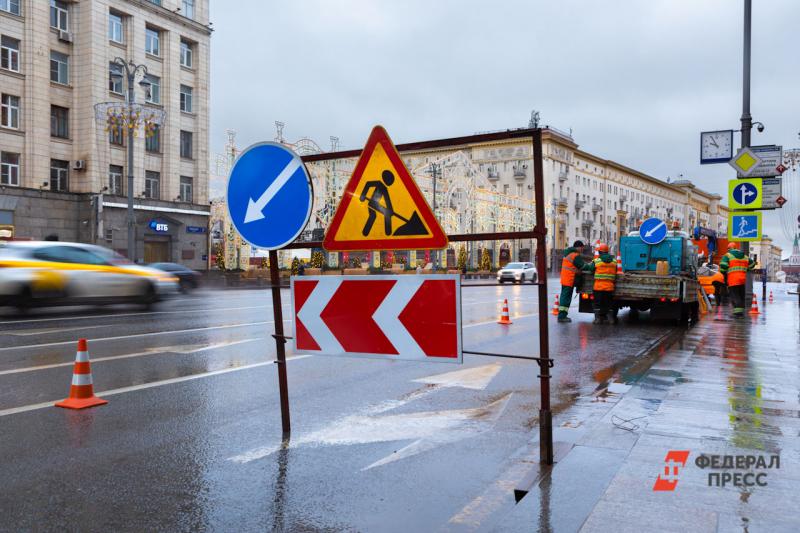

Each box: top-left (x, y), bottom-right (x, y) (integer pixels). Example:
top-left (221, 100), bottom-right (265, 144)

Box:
top-left (0, 304), bottom-right (285, 326)
top-left (0, 320), bottom-right (290, 352)
top-left (462, 313), bottom-right (536, 329)
top-left (0, 338), bottom-right (262, 376)
top-left (3, 324), bottom-right (110, 337)
top-left (0, 354), bottom-right (315, 418)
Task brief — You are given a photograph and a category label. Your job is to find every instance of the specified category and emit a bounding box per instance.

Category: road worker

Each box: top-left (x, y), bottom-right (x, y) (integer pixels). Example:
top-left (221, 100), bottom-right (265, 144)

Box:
top-left (719, 242), bottom-right (755, 318)
top-left (557, 240), bottom-right (587, 323)
top-left (586, 243), bottom-right (618, 324)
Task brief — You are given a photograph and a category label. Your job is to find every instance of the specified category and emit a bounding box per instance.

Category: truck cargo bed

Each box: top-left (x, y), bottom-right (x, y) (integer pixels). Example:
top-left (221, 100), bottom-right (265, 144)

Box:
top-left (578, 272), bottom-right (699, 303)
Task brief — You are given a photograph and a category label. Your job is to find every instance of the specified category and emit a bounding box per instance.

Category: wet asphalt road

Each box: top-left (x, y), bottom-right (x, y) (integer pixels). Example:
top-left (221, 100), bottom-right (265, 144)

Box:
top-left (0, 282), bottom-right (678, 532)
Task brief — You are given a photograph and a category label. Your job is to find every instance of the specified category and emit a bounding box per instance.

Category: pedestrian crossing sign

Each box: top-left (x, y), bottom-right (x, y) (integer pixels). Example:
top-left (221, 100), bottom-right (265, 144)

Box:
top-left (323, 125), bottom-right (448, 252)
top-left (727, 211), bottom-right (762, 242)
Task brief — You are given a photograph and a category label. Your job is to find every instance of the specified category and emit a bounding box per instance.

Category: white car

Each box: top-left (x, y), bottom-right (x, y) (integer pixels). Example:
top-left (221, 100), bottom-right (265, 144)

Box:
top-left (0, 241), bottom-right (180, 310)
top-left (497, 262), bottom-right (538, 284)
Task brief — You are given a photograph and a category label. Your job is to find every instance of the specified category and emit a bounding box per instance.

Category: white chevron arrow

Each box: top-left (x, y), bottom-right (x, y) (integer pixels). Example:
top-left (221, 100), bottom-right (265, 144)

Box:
top-left (372, 276), bottom-right (426, 359)
top-left (244, 158), bottom-right (301, 223)
top-left (296, 277), bottom-right (344, 354)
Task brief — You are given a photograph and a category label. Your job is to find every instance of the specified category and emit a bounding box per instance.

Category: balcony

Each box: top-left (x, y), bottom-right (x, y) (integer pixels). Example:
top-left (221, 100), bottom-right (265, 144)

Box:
top-left (558, 170), bottom-right (568, 182)
top-left (556, 197), bottom-right (569, 209)
top-left (575, 200), bottom-right (586, 210)
top-left (592, 203), bottom-right (602, 213)
top-left (581, 219), bottom-right (594, 229)
top-left (487, 169), bottom-right (499, 180)
top-left (513, 165), bottom-right (527, 179)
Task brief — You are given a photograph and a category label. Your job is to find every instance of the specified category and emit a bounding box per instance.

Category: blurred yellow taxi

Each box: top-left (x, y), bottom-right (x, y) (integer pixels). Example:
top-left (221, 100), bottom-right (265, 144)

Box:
top-left (0, 241), bottom-right (179, 310)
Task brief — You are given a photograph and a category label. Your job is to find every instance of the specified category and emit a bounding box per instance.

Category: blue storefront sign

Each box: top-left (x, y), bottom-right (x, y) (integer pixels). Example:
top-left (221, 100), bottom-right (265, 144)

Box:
top-left (149, 219), bottom-right (170, 233)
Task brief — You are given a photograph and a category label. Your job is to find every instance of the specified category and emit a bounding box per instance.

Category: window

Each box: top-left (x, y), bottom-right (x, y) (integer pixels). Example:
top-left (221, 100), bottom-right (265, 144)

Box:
top-left (109, 126), bottom-right (124, 146)
top-left (50, 159), bottom-right (69, 192)
top-left (50, 0), bottom-right (68, 31)
top-left (1, 36), bottom-right (20, 72)
top-left (179, 85), bottom-right (193, 112)
top-left (1, 152), bottom-right (19, 185)
top-left (180, 130), bottom-right (193, 159)
top-left (145, 124), bottom-right (160, 153)
top-left (182, 0), bottom-right (194, 19)
top-left (1, 94), bottom-right (19, 129)
top-left (180, 39), bottom-right (193, 68)
top-left (145, 27), bottom-right (160, 56)
top-left (144, 74), bottom-right (160, 104)
top-left (109, 12), bottom-right (123, 43)
top-left (144, 171), bottom-right (160, 199)
top-left (0, 0), bottom-right (20, 16)
top-left (109, 62), bottom-right (122, 94)
top-left (109, 165), bottom-right (123, 195)
top-left (50, 105), bottom-right (69, 138)
top-left (147, 0), bottom-right (161, 5)
top-left (50, 51), bottom-right (69, 84)
top-left (179, 176), bottom-right (193, 203)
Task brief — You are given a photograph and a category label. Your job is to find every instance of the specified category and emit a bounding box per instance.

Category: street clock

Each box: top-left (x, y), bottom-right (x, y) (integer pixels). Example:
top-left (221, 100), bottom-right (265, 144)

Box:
top-left (700, 130), bottom-right (734, 164)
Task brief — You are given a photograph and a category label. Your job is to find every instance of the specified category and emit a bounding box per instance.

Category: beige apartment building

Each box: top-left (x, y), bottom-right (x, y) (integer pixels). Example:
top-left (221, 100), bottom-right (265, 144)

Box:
top-left (0, 0), bottom-right (211, 268)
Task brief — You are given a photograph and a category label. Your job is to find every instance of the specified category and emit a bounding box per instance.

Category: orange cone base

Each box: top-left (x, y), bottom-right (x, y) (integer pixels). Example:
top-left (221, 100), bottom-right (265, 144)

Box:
top-left (498, 317), bottom-right (512, 325)
top-left (55, 396), bottom-right (108, 410)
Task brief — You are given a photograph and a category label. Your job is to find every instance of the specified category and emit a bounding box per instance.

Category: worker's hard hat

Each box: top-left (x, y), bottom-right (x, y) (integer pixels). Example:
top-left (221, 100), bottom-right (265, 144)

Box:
top-left (596, 243), bottom-right (609, 253)
top-left (727, 241), bottom-right (740, 250)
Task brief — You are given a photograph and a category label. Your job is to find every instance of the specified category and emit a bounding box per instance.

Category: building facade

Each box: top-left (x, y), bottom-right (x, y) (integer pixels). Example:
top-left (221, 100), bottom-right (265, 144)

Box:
top-left (0, 0), bottom-right (211, 268)
top-left (750, 236), bottom-right (783, 281)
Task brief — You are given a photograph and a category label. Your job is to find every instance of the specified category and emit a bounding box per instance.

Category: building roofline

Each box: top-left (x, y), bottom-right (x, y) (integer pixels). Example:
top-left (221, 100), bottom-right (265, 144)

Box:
top-left (126, 0), bottom-right (213, 35)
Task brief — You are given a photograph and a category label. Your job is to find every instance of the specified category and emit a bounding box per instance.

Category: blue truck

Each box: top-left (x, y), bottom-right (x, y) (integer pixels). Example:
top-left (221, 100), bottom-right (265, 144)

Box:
top-left (577, 231), bottom-right (702, 323)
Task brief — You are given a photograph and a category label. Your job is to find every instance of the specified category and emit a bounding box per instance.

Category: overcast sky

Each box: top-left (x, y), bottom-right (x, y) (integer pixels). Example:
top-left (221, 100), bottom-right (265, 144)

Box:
top-left (210, 0), bottom-right (800, 254)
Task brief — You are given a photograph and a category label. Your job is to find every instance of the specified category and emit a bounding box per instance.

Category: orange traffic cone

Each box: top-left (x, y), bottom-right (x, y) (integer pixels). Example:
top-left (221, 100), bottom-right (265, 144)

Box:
top-left (748, 293), bottom-right (760, 315)
top-left (551, 295), bottom-right (559, 315)
top-left (616, 255), bottom-right (623, 274)
top-left (55, 339), bottom-right (108, 410)
top-left (498, 298), bottom-right (513, 325)
top-left (769, 290), bottom-right (774, 303)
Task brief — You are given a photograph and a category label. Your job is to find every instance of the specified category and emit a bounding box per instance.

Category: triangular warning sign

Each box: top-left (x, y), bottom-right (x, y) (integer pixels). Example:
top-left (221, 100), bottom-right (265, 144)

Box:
top-left (323, 126), bottom-right (448, 252)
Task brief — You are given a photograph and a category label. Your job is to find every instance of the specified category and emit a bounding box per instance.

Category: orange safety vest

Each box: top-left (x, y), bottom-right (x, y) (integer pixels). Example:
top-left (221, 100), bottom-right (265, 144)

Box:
top-left (593, 258), bottom-right (617, 292)
top-left (725, 254), bottom-right (749, 287)
top-left (560, 252), bottom-right (580, 287)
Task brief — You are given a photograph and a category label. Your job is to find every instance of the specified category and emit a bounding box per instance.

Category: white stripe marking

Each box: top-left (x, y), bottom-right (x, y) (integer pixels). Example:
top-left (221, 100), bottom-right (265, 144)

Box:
top-left (0, 339), bottom-right (261, 376)
top-left (373, 277), bottom-right (426, 359)
top-left (0, 321), bottom-right (278, 352)
top-left (71, 373), bottom-right (92, 386)
top-left (462, 313), bottom-right (536, 329)
top-left (296, 277), bottom-right (344, 354)
top-left (0, 354), bottom-right (315, 418)
top-left (75, 351), bottom-right (89, 362)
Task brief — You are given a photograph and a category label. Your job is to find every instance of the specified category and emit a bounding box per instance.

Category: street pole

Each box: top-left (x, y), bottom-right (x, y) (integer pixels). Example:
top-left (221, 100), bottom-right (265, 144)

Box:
top-left (126, 68), bottom-right (136, 263)
top-left (740, 0), bottom-right (753, 300)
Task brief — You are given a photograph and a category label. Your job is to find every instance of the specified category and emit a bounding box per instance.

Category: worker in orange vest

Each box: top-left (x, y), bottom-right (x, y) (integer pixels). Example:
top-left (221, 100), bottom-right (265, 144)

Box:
top-left (586, 243), bottom-right (618, 324)
top-left (719, 241), bottom-right (755, 318)
top-left (558, 240), bottom-right (587, 323)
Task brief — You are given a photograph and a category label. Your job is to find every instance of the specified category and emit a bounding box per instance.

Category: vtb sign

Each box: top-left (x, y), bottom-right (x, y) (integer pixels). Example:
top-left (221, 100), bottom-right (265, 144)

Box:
top-left (291, 275), bottom-right (462, 363)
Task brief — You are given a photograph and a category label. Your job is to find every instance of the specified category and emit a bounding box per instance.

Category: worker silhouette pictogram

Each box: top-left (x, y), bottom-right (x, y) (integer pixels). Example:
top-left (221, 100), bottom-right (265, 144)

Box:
top-left (359, 170), bottom-right (429, 237)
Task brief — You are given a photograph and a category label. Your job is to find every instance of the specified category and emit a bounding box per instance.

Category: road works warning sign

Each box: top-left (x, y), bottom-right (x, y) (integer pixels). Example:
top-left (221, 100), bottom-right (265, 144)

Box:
top-left (322, 125), bottom-right (448, 251)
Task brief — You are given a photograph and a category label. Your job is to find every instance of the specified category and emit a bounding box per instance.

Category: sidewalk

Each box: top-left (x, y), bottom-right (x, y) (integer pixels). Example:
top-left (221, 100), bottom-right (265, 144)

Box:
top-left (497, 290), bottom-right (800, 532)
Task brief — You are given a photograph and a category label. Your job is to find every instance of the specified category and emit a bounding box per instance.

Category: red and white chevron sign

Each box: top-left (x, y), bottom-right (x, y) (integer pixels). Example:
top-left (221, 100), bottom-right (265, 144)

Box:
top-left (291, 275), bottom-right (462, 362)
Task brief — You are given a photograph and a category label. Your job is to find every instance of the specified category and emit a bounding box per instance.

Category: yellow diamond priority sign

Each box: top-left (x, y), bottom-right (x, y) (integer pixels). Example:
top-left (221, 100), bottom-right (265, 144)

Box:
top-left (728, 147), bottom-right (762, 177)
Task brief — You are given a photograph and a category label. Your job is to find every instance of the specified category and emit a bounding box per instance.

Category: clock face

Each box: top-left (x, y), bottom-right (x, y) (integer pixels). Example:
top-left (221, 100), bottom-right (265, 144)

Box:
top-left (701, 130), bottom-right (733, 163)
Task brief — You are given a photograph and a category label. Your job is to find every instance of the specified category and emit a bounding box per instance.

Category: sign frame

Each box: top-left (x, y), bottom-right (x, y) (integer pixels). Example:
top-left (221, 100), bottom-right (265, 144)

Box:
top-left (728, 211), bottom-right (762, 242)
top-left (728, 147), bottom-right (762, 177)
top-left (747, 145), bottom-right (783, 178)
top-left (639, 217), bottom-right (668, 245)
top-left (291, 274), bottom-right (463, 364)
top-left (322, 126), bottom-right (448, 252)
top-left (728, 178), bottom-right (762, 209)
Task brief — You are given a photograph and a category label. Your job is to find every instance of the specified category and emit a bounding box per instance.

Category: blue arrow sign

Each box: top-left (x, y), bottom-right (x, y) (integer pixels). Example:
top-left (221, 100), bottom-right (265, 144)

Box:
top-left (639, 217), bottom-right (667, 245)
top-left (732, 181), bottom-right (758, 206)
top-left (226, 142), bottom-right (313, 250)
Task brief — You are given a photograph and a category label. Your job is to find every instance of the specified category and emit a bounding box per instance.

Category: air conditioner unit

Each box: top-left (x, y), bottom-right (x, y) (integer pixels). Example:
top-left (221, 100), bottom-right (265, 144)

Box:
top-left (73, 160), bottom-right (86, 170)
top-left (58, 31), bottom-right (73, 43)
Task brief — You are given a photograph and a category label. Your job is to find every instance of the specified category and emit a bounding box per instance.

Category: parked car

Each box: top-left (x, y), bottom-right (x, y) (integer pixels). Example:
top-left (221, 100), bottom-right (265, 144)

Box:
top-left (0, 241), bottom-right (179, 310)
top-left (497, 262), bottom-right (538, 284)
top-left (149, 262), bottom-right (201, 292)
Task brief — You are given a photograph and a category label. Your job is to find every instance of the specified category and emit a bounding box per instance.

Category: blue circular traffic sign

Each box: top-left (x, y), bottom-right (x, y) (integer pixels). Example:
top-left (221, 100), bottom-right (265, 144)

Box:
top-left (732, 182), bottom-right (758, 206)
top-left (639, 217), bottom-right (668, 245)
top-left (226, 142), bottom-right (313, 250)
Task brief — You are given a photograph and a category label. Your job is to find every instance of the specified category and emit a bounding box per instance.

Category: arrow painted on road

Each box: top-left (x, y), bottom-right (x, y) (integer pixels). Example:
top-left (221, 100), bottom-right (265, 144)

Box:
top-left (244, 158), bottom-right (301, 223)
top-left (229, 393), bottom-right (512, 469)
top-left (293, 275), bottom-right (461, 361)
top-left (644, 220), bottom-right (666, 238)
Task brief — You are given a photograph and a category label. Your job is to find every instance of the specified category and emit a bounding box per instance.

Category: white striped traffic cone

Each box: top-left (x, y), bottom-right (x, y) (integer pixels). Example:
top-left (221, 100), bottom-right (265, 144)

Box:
top-left (498, 298), bottom-right (512, 325)
top-left (55, 339), bottom-right (108, 410)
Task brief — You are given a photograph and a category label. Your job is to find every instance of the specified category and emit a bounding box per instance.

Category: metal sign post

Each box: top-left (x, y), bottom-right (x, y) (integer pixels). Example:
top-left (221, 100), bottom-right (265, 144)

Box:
top-left (269, 250), bottom-right (291, 436)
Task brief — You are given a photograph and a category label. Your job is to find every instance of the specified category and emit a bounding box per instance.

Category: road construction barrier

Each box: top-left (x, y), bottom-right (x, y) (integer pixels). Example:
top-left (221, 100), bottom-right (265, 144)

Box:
top-left (55, 339), bottom-right (108, 410)
top-left (551, 295), bottom-right (559, 315)
top-left (769, 290), bottom-right (774, 304)
top-left (749, 293), bottom-right (760, 315)
top-left (498, 298), bottom-right (512, 325)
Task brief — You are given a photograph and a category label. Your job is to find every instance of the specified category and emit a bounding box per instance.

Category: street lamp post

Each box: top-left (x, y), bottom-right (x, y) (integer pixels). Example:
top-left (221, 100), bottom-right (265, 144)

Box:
top-left (112, 58), bottom-right (149, 263)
